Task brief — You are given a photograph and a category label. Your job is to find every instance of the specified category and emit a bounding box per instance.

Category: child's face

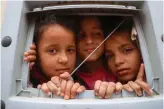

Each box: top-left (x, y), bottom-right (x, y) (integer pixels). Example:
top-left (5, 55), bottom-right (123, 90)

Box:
top-left (105, 31), bottom-right (142, 83)
top-left (77, 17), bottom-right (104, 62)
top-left (37, 24), bottom-right (76, 79)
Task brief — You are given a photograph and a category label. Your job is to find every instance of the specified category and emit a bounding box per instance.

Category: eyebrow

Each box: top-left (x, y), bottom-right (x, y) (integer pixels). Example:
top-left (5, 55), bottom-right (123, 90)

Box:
top-left (120, 44), bottom-right (134, 48)
top-left (104, 50), bottom-right (112, 53)
top-left (92, 27), bottom-right (102, 30)
top-left (105, 44), bottom-right (133, 52)
top-left (68, 45), bottom-right (76, 48)
top-left (45, 44), bottom-right (58, 48)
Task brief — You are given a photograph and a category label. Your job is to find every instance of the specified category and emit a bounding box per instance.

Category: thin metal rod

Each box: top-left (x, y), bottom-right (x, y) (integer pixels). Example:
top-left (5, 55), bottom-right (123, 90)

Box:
top-left (70, 19), bottom-right (125, 76)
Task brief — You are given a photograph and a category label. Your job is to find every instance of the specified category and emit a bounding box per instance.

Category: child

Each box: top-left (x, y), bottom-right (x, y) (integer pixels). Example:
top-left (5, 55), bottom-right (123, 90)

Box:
top-left (102, 21), bottom-right (153, 96)
top-left (26, 14), bottom-right (85, 100)
top-left (74, 16), bottom-right (117, 90)
top-left (25, 16), bottom-right (119, 99)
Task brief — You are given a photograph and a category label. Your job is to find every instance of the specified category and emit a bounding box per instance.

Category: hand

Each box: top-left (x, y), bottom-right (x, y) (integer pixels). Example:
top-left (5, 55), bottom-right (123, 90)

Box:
top-left (94, 80), bottom-right (116, 99)
top-left (123, 64), bottom-right (153, 96)
top-left (24, 43), bottom-right (36, 70)
top-left (60, 80), bottom-right (86, 100)
top-left (38, 72), bottom-right (86, 100)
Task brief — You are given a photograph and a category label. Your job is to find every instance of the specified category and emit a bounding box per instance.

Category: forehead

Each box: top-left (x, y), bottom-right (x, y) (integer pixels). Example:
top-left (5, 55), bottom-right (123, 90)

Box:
top-left (81, 17), bottom-right (101, 28)
top-left (105, 31), bottom-right (132, 48)
top-left (40, 24), bottom-right (75, 43)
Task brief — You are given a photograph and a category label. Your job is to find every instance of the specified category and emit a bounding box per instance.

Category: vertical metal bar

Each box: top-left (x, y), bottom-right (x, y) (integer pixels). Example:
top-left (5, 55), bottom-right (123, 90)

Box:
top-left (21, 19), bottom-right (36, 90)
top-left (133, 15), bottom-right (154, 88)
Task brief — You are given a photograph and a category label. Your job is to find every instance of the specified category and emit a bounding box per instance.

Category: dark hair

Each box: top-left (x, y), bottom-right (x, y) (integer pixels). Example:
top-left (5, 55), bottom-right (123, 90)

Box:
top-left (33, 13), bottom-right (79, 45)
top-left (105, 17), bottom-right (140, 49)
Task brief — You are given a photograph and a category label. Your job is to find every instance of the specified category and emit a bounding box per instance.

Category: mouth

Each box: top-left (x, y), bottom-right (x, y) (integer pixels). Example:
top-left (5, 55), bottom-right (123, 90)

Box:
top-left (116, 68), bottom-right (130, 76)
top-left (84, 48), bottom-right (96, 53)
top-left (55, 68), bottom-right (70, 74)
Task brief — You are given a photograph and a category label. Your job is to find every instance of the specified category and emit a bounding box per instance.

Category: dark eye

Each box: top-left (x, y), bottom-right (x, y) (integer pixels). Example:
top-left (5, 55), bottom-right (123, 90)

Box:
top-left (78, 32), bottom-right (85, 40)
top-left (48, 49), bottom-right (57, 54)
top-left (123, 48), bottom-right (133, 54)
top-left (92, 32), bottom-right (102, 37)
top-left (67, 48), bottom-right (76, 53)
top-left (105, 53), bottom-right (114, 60)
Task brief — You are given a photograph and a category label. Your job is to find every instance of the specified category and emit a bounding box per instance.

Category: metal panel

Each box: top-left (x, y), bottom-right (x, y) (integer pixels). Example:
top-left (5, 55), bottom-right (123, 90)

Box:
top-left (1, 1), bottom-right (163, 109)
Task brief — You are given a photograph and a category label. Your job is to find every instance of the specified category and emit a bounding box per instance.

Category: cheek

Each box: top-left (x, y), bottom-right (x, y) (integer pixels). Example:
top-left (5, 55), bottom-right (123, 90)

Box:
top-left (128, 53), bottom-right (142, 73)
top-left (68, 54), bottom-right (76, 70)
top-left (108, 61), bottom-right (116, 72)
top-left (40, 55), bottom-right (55, 69)
top-left (97, 43), bottom-right (104, 53)
top-left (77, 41), bottom-right (84, 52)
top-left (95, 37), bottom-right (104, 45)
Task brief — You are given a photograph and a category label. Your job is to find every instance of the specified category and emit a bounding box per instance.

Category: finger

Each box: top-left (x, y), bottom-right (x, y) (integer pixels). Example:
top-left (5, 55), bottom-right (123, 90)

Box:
top-left (37, 84), bottom-right (41, 89)
top-left (128, 81), bottom-right (142, 96)
top-left (47, 81), bottom-right (59, 96)
top-left (98, 82), bottom-right (108, 99)
top-left (60, 72), bottom-right (73, 81)
top-left (64, 81), bottom-right (73, 100)
top-left (30, 43), bottom-right (36, 50)
top-left (115, 82), bottom-right (123, 94)
top-left (41, 83), bottom-right (51, 96)
top-left (25, 56), bottom-right (36, 62)
top-left (29, 62), bottom-right (35, 70)
top-left (94, 80), bottom-right (102, 96)
top-left (51, 76), bottom-right (61, 88)
top-left (24, 52), bottom-right (29, 57)
top-left (76, 86), bottom-right (86, 93)
top-left (70, 82), bottom-right (80, 99)
top-left (27, 50), bottom-right (36, 55)
top-left (135, 80), bottom-right (153, 96)
top-left (105, 82), bottom-right (116, 99)
top-left (60, 79), bottom-right (67, 97)
top-left (123, 84), bottom-right (133, 92)
top-left (137, 64), bottom-right (145, 81)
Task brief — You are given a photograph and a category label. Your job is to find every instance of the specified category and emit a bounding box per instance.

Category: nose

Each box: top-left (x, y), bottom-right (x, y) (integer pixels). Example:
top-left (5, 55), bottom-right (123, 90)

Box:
top-left (85, 35), bottom-right (93, 44)
top-left (58, 51), bottom-right (68, 64)
top-left (114, 53), bottom-right (125, 67)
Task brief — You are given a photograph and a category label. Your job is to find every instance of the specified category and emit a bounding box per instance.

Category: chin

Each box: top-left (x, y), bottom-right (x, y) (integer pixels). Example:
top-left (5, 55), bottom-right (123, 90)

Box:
top-left (86, 56), bottom-right (99, 62)
top-left (119, 77), bottom-right (134, 83)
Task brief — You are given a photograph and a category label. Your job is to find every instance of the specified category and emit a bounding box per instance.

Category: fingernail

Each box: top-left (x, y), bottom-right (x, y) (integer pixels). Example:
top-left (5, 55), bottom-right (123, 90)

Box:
top-left (138, 91), bottom-right (142, 96)
top-left (98, 96), bottom-right (102, 99)
top-left (64, 95), bottom-right (69, 100)
top-left (56, 91), bottom-right (60, 96)
top-left (60, 93), bottom-right (64, 96)
top-left (77, 89), bottom-right (82, 93)
top-left (37, 85), bottom-right (41, 89)
top-left (105, 96), bottom-right (109, 99)
top-left (115, 91), bottom-right (119, 94)
top-left (24, 52), bottom-right (28, 55)
top-left (24, 58), bottom-right (27, 61)
top-left (149, 89), bottom-right (153, 95)
top-left (129, 88), bottom-right (133, 92)
top-left (47, 92), bottom-right (51, 96)
top-left (71, 96), bottom-right (74, 99)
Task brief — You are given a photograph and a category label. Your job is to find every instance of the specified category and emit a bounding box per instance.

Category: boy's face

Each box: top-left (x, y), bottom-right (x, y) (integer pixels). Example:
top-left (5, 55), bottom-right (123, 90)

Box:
top-left (37, 24), bottom-right (76, 79)
top-left (105, 31), bottom-right (142, 83)
top-left (77, 17), bottom-right (104, 62)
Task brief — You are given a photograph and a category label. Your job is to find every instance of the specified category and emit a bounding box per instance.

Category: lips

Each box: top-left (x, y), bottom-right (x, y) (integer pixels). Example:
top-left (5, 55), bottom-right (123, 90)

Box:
top-left (116, 68), bottom-right (130, 76)
top-left (56, 68), bottom-right (69, 74)
top-left (84, 48), bottom-right (96, 53)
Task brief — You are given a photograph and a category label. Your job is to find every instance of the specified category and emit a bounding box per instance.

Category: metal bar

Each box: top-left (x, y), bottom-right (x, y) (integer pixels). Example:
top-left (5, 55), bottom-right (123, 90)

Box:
top-left (21, 19), bottom-right (36, 90)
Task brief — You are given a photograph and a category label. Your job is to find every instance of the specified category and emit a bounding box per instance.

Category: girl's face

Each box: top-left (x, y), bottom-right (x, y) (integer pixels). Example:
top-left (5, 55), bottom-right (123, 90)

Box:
top-left (37, 24), bottom-right (76, 79)
top-left (77, 17), bottom-right (105, 62)
top-left (105, 31), bottom-right (142, 83)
